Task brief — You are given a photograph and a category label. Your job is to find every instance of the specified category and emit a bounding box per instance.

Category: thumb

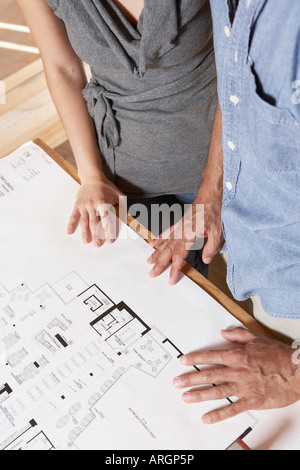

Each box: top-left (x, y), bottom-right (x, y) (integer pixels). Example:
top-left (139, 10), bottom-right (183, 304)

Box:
top-left (221, 327), bottom-right (258, 344)
top-left (202, 231), bottom-right (220, 264)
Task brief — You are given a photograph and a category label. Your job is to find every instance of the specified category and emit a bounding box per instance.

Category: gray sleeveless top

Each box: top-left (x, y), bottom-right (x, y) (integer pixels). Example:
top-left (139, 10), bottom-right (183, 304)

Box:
top-left (45, 0), bottom-right (217, 197)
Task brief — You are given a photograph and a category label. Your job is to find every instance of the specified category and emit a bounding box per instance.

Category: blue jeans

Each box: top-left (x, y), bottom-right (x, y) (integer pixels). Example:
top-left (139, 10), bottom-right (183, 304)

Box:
top-left (128, 193), bottom-right (208, 278)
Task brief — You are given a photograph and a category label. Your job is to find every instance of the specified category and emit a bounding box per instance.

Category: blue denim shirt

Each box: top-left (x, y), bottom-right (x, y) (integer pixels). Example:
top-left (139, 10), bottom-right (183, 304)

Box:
top-left (210, 0), bottom-right (300, 318)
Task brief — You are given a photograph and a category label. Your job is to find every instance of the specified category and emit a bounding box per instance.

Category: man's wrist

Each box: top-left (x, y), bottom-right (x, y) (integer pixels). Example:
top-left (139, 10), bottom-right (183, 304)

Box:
top-left (194, 175), bottom-right (223, 204)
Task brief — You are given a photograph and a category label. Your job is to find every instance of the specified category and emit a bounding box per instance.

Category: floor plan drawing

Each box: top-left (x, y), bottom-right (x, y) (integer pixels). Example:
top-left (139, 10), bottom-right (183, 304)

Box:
top-left (0, 273), bottom-right (255, 450)
top-left (0, 143), bottom-right (260, 450)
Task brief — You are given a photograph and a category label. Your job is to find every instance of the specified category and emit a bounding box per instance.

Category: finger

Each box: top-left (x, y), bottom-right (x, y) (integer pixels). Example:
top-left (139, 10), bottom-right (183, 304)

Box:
top-left (97, 202), bottom-right (113, 218)
top-left (96, 203), bottom-right (117, 244)
top-left (148, 245), bottom-right (174, 278)
top-left (147, 240), bottom-right (169, 264)
top-left (67, 207), bottom-right (80, 235)
top-left (96, 218), bottom-right (106, 243)
top-left (168, 253), bottom-right (186, 286)
top-left (149, 224), bottom-right (176, 248)
top-left (80, 210), bottom-right (91, 244)
top-left (201, 398), bottom-right (249, 425)
top-left (221, 327), bottom-right (259, 344)
top-left (202, 229), bottom-right (221, 264)
top-left (173, 367), bottom-right (237, 389)
top-left (102, 211), bottom-right (117, 244)
top-left (88, 209), bottom-right (101, 248)
top-left (180, 348), bottom-right (239, 367)
top-left (149, 237), bottom-right (165, 249)
top-left (147, 249), bottom-right (160, 265)
top-left (182, 383), bottom-right (237, 404)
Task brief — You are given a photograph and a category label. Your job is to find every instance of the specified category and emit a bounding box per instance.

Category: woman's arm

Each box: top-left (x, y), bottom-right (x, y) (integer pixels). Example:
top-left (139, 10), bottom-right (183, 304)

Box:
top-left (16, 0), bottom-right (123, 246)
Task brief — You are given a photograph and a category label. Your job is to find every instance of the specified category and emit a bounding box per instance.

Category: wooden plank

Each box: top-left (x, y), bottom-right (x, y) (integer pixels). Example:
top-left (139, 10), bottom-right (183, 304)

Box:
top-left (0, 68), bottom-right (47, 116)
top-left (33, 139), bottom-right (275, 339)
top-left (3, 58), bottom-right (44, 93)
top-left (0, 89), bottom-right (67, 156)
top-left (0, 0), bottom-right (41, 80)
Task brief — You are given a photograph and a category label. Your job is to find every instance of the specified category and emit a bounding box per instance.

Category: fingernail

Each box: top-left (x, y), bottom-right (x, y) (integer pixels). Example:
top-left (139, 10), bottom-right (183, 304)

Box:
top-left (203, 258), bottom-right (212, 264)
top-left (93, 241), bottom-right (100, 248)
top-left (202, 415), bottom-right (211, 425)
top-left (172, 377), bottom-right (182, 388)
top-left (180, 355), bottom-right (187, 365)
top-left (182, 392), bottom-right (193, 402)
top-left (148, 268), bottom-right (156, 278)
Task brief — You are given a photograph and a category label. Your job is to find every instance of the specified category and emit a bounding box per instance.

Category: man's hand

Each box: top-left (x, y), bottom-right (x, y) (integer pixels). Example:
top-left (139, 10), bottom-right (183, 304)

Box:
top-left (173, 327), bottom-right (300, 424)
top-left (147, 186), bottom-right (223, 285)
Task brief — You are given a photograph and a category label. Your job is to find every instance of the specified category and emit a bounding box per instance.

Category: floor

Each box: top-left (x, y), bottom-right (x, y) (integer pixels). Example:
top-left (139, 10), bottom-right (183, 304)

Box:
top-left (0, 0), bottom-right (40, 79)
top-left (1, 0), bottom-right (75, 166)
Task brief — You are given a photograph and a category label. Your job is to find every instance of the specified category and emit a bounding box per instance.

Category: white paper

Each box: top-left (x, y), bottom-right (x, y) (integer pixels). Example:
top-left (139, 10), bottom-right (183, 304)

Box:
top-left (0, 142), bottom-right (258, 450)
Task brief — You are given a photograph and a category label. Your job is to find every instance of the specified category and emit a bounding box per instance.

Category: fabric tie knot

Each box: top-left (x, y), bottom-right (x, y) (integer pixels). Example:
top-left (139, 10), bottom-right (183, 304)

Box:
top-left (82, 81), bottom-right (120, 149)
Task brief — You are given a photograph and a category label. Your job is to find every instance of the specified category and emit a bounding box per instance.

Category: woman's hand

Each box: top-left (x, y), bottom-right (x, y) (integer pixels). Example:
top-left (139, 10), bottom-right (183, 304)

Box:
top-left (67, 175), bottom-right (124, 247)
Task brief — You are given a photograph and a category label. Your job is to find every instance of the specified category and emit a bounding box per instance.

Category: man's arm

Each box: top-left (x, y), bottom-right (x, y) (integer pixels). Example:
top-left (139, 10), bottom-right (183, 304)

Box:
top-left (147, 101), bottom-right (224, 285)
top-left (173, 327), bottom-right (300, 424)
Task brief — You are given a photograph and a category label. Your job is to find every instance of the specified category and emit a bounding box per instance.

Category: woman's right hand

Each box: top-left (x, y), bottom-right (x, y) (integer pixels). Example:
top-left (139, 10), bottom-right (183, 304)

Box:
top-left (67, 175), bottom-right (124, 247)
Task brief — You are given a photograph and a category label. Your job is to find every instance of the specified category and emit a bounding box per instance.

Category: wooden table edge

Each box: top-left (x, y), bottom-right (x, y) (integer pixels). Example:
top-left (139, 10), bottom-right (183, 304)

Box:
top-left (32, 138), bottom-right (275, 339)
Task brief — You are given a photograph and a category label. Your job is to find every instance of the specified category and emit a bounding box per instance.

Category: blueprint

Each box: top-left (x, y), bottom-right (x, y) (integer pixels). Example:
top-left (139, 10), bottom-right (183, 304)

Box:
top-left (0, 142), bottom-right (258, 450)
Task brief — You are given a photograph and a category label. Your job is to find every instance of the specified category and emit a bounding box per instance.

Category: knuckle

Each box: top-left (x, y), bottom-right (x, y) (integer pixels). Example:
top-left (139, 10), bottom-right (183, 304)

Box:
top-left (214, 385), bottom-right (226, 399)
top-left (201, 370), bottom-right (213, 383)
top-left (153, 262), bottom-right (163, 273)
top-left (230, 348), bottom-right (245, 363)
top-left (182, 374), bottom-right (192, 387)
top-left (247, 393), bottom-right (263, 409)
top-left (87, 199), bottom-right (95, 209)
top-left (80, 216), bottom-right (88, 225)
top-left (202, 351), bottom-right (213, 363)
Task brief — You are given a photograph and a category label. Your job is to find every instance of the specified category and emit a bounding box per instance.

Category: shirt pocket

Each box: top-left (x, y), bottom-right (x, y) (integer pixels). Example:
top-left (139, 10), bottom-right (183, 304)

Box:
top-left (245, 65), bottom-right (300, 172)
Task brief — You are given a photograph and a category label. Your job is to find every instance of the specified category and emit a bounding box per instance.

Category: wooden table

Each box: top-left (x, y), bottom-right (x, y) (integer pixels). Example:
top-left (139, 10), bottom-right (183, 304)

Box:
top-left (2, 138), bottom-right (276, 451)
top-left (31, 138), bottom-right (274, 341)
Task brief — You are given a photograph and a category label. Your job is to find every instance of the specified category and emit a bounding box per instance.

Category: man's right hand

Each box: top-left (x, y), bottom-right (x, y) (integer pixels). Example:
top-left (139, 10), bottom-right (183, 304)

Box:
top-left (147, 184), bottom-right (223, 285)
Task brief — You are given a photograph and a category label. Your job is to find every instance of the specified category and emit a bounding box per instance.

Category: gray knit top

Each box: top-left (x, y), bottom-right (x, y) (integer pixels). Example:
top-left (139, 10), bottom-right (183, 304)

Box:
top-left (45, 0), bottom-right (217, 197)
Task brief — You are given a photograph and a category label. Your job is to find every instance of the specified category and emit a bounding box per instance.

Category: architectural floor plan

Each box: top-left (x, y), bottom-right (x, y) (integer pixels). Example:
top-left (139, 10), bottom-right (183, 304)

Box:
top-left (0, 272), bottom-right (258, 450)
top-left (0, 143), bottom-right (259, 450)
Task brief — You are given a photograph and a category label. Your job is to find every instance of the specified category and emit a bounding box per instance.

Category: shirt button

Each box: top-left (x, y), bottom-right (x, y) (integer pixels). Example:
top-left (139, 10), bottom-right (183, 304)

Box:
top-left (224, 26), bottom-right (231, 37)
top-left (226, 182), bottom-right (233, 191)
top-left (230, 95), bottom-right (240, 106)
top-left (227, 141), bottom-right (236, 151)
top-left (234, 51), bottom-right (238, 63)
